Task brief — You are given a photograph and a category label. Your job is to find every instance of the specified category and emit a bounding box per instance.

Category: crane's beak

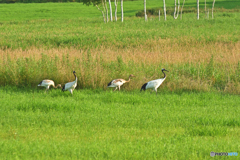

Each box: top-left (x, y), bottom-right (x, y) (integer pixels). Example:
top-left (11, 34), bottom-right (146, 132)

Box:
top-left (165, 70), bottom-right (169, 72)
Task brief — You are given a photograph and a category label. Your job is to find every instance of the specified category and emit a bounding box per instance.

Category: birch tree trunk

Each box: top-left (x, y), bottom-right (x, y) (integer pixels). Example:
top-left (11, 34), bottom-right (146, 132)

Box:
top-left (108, 0), bottom-right (113, 22)
top-left (104, 0), bottom-right (108, 22)
top-left (114, 0), bottom-right (118, 21)
top-left (144, 0), bottom-right (147, 21)
top-left (174, 0), bottom-right (177, 19)
top-left (181, 0), bottom-right (185, 20)
top-left (207, 8), bottom-right (209, 19)
top-left (159, 9), bottom-right (160, 21)
top-left (212, 0), bottom-right (216, 19)
top-left (95, 4), bottom-right (106, 23)
top-left (121, 0), bottom-right (123, 22)
top-left (101, 0), bottom-right (107, 23)
top-left (163, 0), bottom-right (166, 20)
top-left (197, 0), bottom-right (199, 20)
top-left (177, 0), bottom-right (180, 18)
top-left (174, 0), bottom-right (180, 19)
top-left (205, 0), bottom-right (207, 18)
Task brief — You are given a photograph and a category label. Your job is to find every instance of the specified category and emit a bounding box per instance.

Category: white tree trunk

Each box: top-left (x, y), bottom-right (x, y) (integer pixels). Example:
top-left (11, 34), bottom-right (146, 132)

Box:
top-left (197, 0), bottom-right (199, 20)
top-left (108, 0), bottom-right (113, 21)
top-left (174, 0), bottom-right (177, 19)
top-left (205, 0), bottom-right (207, 11)
top-left (104, 0), bottom-right (108, 22)
top-left (207, 8), bottom-right (209, 19)
top-left (205, 0), bottom-right (207, 18)
top-left (159, 9), bottom-right (160, 21)
top-left (174, 0), bottom-right (180, 19)
top-left (212, 0), bottom-right (216, 19)
top-left (101, 0), bottom-right (107, 23)
top-left (95, 4), bottom-right (106, 23)
top-left (173, 0), bottom-right (180, 19)
top-left (177, 0), bottom-right (180, 18)
top-left (181, 0), bottom-right (185, 20)
top-left (144, 0), bottom-right (147, 21)
top-left (114, 0), bottom-right (118, 21)
top-left (163, 0), bottom-right (166, 20)
top-left (121, 0), bottom-right (123, 22)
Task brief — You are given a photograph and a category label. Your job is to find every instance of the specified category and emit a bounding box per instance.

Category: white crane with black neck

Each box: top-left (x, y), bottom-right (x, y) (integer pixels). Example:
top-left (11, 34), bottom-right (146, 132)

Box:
top-left (38, 80), bottom-right (61, 93)
top-left (62, 71), bottom-right (77, 95)
top-left (107, 74), bottom-right (135, 91)
top-left (140, 68), bottom-right (169, 94)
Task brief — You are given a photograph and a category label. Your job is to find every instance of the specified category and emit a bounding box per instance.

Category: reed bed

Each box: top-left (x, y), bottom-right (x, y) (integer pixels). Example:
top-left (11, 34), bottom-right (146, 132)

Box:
top-left (1, 39), bottom-right (239, 94)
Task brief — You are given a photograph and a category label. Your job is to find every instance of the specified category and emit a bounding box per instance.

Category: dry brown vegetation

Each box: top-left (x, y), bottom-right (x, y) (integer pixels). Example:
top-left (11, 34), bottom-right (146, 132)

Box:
top-left (1, 39), bottom-right (239, 64)
top-left (1, 39), bottom-right (240, 94)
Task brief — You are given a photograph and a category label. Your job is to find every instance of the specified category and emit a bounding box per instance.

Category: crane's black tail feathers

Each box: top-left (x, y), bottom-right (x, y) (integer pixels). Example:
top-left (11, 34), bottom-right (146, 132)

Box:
top-left (107, 81), bottom-right (112, 87)
top-left (38, 81), bottom-right (43, 86)
top-left (62, 85), bottom-right (65, 92)
top-left (140, 83), bottom-right (147, 92)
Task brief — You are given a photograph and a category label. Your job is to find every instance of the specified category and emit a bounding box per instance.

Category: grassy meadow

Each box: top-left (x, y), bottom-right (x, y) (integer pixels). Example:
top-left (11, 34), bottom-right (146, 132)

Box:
top-left (0, 87), bottom-right (240, 159)
top-left (0, 0), bottom-right (240, 159)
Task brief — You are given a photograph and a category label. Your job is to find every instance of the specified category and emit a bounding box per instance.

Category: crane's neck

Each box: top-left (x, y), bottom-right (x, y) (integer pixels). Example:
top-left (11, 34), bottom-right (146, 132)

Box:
top-left (162, 70), bottom-right (166, 79)
top-left (53, 84), bottom-right (61, 88)
top-left (126, 76), bottom-right (131, 83)
top-left (74, 73), bottom-right (77, 82)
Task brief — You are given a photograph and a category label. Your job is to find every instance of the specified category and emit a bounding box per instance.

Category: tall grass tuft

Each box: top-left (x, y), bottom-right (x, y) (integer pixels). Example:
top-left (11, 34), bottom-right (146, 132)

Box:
top-left (0, 45), bottom-right (239, 94)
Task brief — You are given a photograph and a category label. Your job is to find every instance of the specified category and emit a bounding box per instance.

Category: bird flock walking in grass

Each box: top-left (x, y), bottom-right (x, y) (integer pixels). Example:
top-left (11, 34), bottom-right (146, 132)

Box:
top-left (38, 69), bottom-right (169, 95)
top-left (38, 71), bottom-right (77, 95)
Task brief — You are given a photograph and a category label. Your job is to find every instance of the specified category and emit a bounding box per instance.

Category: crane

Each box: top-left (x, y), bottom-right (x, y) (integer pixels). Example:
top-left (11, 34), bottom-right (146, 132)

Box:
top-left (140, 68), bottom-right (169, 94)
top-left (38, 80), bottom-right (61, 93)
top-left (107, 74), bottom-right (135, 91)
top-left (62, 71), bottom-right (77, 95)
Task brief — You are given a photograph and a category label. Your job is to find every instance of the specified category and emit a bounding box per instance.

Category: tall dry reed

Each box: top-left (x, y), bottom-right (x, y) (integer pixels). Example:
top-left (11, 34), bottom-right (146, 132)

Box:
top-left (0, 39), bottom-right (239, 93)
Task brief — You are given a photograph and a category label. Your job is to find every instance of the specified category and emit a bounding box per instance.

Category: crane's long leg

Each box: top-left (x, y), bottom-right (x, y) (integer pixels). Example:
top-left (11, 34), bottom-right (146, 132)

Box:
top-left (151, 89), bottom-right (154, 94)
top-left (45, 86), bottom-right (50, 93)
top-left (69, 89), bottom-right (73, 95)
top-left (154, 88), bottom-right (158, 95)
top-left (118, 86), bottom-right (120, 91)
top-left (114, 87), bottom-right (118, 91)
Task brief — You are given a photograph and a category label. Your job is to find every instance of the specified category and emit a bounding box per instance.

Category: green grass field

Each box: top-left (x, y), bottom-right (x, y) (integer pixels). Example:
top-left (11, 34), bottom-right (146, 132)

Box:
top-left (0, 1), bottom-right (240, 159)
top-left (0, 0), bottom-right (239, 21)
top-left (0, 87), bottom-right (240, 159)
